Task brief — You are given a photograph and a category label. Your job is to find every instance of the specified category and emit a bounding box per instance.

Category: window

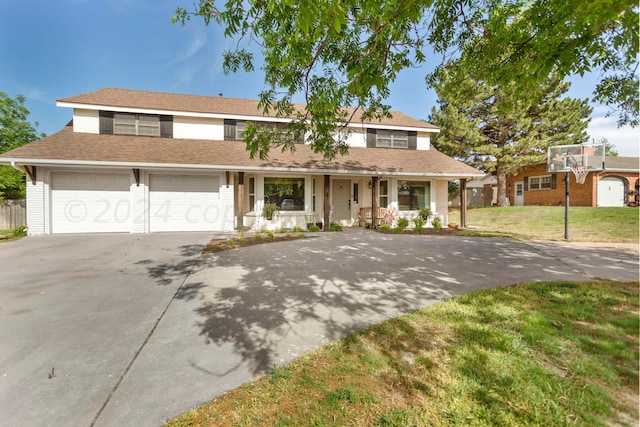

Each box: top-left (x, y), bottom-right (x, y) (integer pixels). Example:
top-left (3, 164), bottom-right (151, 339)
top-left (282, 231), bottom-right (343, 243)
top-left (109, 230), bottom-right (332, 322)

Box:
top-left (529, 175), bottom-right (552, 190)
top-left (376, 130), bottom-right (408, 148)
top-left (225, 119), bottom-right (304, 143)
top-left (264, 177), bottom-right (305, 211)
top-left (397, 181), bottom-right (431, 210)
top-left (312, 178), bottom-right (316, 212)
top-left (248, 177), bottom-right (255, 211)
top-left (379, 180), bottom-right (388, 208)
top-left (353, 183), bottom-right (359, 204)
top-left (114, 113), bottom-right (160, 137)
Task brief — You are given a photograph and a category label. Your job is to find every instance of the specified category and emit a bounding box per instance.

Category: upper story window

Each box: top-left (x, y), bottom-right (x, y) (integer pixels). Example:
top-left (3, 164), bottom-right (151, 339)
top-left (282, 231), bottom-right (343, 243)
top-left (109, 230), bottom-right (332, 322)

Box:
top-left (367, 129), bottom-right (416, 149)
top-left (99, 111), bottom-right (172, 138)
top-left (376, 130), bottom-right (408, 148)
top-left (114, 113), bottom-right (160, 137)
top-left (225, 119), bottom-right (304, 143)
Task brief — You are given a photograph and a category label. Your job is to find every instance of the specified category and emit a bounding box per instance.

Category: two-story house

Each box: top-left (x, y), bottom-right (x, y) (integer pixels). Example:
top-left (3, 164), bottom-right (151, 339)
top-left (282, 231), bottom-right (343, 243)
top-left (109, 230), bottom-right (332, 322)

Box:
top-left (0, 88), bottom-right (483, 235)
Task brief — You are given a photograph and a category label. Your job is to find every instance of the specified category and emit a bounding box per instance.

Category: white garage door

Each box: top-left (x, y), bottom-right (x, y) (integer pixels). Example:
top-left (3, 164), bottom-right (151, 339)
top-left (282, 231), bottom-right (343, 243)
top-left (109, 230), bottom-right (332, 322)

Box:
top-left (149, 174), bottom-right (225, 232)
top-left (598, 177), bottom-right (626, 207)
top-left (51, 172), bottom-right (131, 233)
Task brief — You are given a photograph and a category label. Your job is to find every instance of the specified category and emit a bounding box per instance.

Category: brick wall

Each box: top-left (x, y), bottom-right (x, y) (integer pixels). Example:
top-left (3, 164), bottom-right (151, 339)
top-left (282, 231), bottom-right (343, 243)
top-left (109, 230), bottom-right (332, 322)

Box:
top-left (508, 163), bottom-right (640, 206)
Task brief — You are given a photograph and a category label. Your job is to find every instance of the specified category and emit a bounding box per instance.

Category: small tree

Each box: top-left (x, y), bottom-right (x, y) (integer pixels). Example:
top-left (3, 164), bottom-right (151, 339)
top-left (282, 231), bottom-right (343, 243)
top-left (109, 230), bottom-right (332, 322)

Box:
top-left (0, 92), bottom-right (45, 198)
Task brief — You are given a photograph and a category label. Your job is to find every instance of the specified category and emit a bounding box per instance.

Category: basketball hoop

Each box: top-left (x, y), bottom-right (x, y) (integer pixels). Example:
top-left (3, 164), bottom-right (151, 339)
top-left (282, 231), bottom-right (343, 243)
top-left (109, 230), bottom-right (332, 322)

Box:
top-left (570, 166), bottom-right (590, 184)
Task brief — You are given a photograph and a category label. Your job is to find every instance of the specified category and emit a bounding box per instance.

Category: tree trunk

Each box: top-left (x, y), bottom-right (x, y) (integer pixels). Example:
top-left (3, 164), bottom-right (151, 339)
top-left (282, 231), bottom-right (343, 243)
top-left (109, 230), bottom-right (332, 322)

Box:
top-left (496, 172), bottom-right (508, 206)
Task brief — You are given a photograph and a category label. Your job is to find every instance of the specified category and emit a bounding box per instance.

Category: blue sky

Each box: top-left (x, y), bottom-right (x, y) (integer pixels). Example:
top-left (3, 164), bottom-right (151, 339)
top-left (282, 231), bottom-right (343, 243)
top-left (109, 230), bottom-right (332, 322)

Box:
top-left (2, 0), bottom-right (638, 156)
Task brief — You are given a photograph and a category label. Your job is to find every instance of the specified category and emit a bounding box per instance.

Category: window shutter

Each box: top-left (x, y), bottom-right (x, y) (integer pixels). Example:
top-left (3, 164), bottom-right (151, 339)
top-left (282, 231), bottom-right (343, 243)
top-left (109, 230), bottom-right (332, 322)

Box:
top-left (366, 128), bottom-right (376, 148)
top-left (160, 115), bottom-right (173, 138)
top-left (408, 131), bottom-right (417, 150)
top-left (224, 119), bottom-right (236, 140)
top-left (523, 176), bottom-right (528, 191)
top-left (99, 111), bottom-right (113, 135)
top-left (551, 174), bottom-right (557, 189)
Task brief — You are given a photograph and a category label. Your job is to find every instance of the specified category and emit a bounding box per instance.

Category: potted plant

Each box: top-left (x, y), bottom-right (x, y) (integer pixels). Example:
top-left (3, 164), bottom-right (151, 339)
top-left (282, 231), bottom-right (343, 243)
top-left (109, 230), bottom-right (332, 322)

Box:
top-left (419, 207), bottom-right (432, 221)
top-left (262, 202), bottom-right (280, 220)
top-left (304, 213), bottom-right (316, 230)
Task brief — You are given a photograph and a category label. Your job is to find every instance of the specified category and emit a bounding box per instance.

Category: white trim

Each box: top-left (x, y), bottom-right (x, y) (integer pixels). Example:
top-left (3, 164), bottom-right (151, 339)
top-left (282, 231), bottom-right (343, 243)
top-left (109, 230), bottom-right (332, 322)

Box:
top-left (1, 158), bottom-right (483, 179)
top-left (56, 101), bottom-right (440, 133)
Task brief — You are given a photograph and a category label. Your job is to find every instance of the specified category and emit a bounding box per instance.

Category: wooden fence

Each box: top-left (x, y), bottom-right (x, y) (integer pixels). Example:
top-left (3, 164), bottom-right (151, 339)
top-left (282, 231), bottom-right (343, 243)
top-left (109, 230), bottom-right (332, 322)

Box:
top-left (0, 199), bottom-right (26, 230)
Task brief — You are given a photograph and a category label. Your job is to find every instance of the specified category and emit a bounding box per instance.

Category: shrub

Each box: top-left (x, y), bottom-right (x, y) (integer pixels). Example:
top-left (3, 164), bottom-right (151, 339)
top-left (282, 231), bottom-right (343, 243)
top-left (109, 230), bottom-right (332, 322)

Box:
top-left (432, 216), bottom-right (442, 230)
top-left (395, 217), bottom-right (409, 232)
top-left (329, 222), bottom-right (343, 232)
top-left (292, 227), bottom-right (304, 232)
top-left (419, 207), bottom-right (432, 221)
top-left (307, 225), bottom-right (321, 232)
top-left (10, 226), bottom-right (27, 237)
top-left (413, 216), bottom-right (426, 232)
top-left (378, 225), bottom-right (391, 233)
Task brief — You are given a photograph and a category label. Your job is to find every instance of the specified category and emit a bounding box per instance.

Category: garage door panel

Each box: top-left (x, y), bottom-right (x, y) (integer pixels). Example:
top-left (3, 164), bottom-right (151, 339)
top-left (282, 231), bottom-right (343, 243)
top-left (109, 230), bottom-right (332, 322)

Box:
top-left (51, 173), bottom-right (131, 233)
top-left (598, 177), bottom-right (625, 207)
top-left (149, 174), bottom-right (225, 232)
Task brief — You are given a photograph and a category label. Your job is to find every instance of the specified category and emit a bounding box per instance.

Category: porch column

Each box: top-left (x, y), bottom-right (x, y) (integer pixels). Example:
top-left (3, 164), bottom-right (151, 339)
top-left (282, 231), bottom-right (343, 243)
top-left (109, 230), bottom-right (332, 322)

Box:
top-left (237, 172), bottom-right (245, 230)
top-left (460, 178), bottom-right (467, 228)
top-left (371, 176), bottom-right (378, 228)
top-left (323, 175), bottom-right (330, 230)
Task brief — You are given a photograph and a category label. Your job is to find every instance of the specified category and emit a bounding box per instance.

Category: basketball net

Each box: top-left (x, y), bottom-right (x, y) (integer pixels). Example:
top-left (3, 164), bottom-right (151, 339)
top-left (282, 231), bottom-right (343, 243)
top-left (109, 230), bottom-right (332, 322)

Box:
top-left (570, 166), bottom-right (589, 184)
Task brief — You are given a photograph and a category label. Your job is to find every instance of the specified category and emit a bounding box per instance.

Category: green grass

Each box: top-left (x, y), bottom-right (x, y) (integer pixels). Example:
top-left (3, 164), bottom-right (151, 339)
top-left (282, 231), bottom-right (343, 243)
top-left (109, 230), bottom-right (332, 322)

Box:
top-left (166, 280), bottom-right (639, 427)
top-left (450, 206), bottom-right (639, 243)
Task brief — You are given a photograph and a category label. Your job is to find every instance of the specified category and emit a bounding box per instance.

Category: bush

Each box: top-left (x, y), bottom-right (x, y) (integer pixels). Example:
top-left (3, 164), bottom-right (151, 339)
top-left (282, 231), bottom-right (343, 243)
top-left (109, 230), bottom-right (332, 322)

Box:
top-left (432, 216), bottom-right (442, 230)
top-left (292, 227), bottom-right (304, 232)
top-left (413, 216), bottom-right (426, 232)
top-left (419, 207), bottom-right (432, 221)
top-left (307, 225), bottom-right (321, 232)
top-left (395, 217), bottom-right (409, 232)
top-left (378, 225), bottom-right (392, 233)
top-left (329, 222), bottom-right (343, 232)
top-left (10, 226), bottom-right (27, 237)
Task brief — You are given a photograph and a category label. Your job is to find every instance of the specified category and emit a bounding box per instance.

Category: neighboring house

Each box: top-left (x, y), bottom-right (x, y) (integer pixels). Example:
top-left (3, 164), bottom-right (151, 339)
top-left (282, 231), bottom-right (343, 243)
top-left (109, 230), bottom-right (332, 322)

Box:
top-left (450, 173), bottom-right (497, 207)
top-left (506, 157), bottom-right (640, 207)
top-left (0, 88), bottom-right (483, 235)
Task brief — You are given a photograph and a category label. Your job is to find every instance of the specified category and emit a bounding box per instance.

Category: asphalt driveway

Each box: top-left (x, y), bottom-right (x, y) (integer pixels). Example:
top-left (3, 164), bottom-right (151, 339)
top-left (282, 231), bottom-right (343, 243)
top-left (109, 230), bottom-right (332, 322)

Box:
top-left (0, 230), bottom-right (638, 427)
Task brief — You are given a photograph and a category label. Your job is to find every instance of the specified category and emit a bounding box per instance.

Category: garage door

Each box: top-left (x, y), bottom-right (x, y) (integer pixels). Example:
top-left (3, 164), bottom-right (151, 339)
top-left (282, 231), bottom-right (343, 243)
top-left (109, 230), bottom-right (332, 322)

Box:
top-left (598, 177), bottom-right (626, 207)
top-left (51, 172), bottom-right (131, 233)
top-left (149, 174), bottom-right (224, 232)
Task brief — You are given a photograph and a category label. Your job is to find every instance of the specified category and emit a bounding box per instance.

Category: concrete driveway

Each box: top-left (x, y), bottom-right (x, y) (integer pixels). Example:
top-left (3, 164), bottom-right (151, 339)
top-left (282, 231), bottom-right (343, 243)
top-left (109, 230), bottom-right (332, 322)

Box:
top-left (0, 230), bottom-right (638, 426)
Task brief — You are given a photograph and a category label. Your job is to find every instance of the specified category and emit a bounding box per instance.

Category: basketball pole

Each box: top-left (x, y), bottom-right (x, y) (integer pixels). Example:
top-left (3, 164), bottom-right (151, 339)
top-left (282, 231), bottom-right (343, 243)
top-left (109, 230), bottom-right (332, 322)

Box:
top-left (564, 171), bottom-right (570, 240)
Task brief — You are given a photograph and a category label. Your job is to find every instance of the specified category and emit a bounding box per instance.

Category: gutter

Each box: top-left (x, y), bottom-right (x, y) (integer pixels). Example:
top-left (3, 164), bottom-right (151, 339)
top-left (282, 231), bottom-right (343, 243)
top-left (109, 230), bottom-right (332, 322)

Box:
top-left (1, 157), bottom-right (484, 180)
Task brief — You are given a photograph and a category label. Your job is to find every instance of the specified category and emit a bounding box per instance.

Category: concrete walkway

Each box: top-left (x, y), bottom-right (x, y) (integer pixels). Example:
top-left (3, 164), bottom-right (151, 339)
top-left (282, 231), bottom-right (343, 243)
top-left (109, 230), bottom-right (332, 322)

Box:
top-left (1, 230), bottom-right (638, 426)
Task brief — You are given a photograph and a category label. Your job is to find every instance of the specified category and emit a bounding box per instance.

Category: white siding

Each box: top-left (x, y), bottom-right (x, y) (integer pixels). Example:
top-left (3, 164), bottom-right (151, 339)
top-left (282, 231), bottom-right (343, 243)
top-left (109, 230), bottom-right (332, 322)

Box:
top-left (173, 116), bottom-right (224, 140)
top-left (417, 133), bottom-right (430, 151)
top-left (73, 109), bottom-right (99, 134)
top-left (26, 167), bottom-right (46, 235)
top-left (344, 128), bottom-right (367, 148)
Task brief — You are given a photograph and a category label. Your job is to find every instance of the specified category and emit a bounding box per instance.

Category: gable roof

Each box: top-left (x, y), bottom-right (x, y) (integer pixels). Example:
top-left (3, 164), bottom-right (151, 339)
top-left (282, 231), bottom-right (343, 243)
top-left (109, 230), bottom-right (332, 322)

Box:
top-left (0, 123), bottom-right (481, 178)
top-left (58, 88), bottom-right (439, 131)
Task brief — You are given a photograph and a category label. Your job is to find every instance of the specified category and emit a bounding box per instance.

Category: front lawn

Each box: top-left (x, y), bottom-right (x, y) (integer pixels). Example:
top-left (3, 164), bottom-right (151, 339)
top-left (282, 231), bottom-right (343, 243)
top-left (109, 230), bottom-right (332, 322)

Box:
top-left (451, 206), bottom-right (639, 243)
top-left (166, 280), bottom-right (639, 426)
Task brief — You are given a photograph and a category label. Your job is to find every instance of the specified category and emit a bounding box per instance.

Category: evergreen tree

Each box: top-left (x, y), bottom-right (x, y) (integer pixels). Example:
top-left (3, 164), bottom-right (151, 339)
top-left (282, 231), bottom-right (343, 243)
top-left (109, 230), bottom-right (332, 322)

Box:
top-left (430, 69), bottom-right (591, 206)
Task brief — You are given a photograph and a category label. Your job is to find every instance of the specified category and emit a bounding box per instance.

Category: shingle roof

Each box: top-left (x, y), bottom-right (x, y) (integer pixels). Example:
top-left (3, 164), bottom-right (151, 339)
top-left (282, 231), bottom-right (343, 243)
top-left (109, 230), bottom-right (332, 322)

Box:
top-left (58, 88), bottom-right (439, 130)
top-left (605, 156), bottom-right (639, 171)
top-left (0, 124), bottom-right (481, 178)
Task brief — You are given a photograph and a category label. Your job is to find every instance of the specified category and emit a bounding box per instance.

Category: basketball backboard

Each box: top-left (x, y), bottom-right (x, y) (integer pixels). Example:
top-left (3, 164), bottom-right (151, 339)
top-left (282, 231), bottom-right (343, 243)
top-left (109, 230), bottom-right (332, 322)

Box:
top-left (547, 143), bottom-right (605, 173)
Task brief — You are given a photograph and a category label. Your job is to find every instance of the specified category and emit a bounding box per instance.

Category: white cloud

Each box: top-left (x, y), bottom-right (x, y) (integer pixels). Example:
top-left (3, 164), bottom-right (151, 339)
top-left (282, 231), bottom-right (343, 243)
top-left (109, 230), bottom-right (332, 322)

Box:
top-left (175, 32), bottom-right (207, 62)
top-left (587, 114), bottom-right (639, 157)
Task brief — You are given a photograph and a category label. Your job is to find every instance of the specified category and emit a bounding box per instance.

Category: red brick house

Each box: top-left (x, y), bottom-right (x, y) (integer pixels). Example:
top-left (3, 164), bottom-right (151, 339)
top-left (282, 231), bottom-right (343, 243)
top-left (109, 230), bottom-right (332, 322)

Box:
top-left (506, 157), bottom-right (639, 207)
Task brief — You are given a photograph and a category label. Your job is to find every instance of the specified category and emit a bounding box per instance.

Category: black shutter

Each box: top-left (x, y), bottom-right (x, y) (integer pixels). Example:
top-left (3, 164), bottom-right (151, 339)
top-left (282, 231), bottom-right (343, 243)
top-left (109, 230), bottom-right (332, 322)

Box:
top-left (99, 111), bottom-right (113, 135)
top-left (523, 176), bottom-right (528, 191)
top-left (160, 115), bottom-right (173, 138)
top-left (551, 174), bottom-right (557, 189)
top-left (366, 128), bottom-right (376, 148)
top-left (408, 131), bottom-right (417, 150)
top-left (224, 119), bottom-right (236, 140)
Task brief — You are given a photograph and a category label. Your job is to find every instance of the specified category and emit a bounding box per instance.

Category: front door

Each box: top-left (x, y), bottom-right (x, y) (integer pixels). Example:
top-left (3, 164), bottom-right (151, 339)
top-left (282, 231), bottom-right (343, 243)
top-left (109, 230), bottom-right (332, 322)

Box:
top-left (514, 181), bottom-right (524, 206)
top-left (333, 179), bottom-right (351, 224)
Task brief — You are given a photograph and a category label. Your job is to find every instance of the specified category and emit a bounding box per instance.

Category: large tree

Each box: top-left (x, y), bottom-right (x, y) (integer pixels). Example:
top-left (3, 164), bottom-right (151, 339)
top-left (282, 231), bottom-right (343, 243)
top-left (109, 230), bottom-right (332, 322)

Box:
top-left (0, 92), bottom-right (44, 199)
top-left (430, 70), bottom-right (592, 206)
top-left (174, 0), bottom-right (637, 160)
